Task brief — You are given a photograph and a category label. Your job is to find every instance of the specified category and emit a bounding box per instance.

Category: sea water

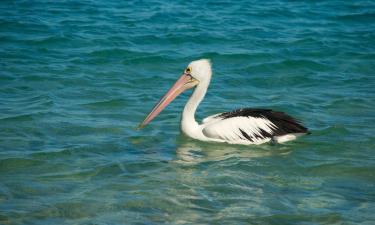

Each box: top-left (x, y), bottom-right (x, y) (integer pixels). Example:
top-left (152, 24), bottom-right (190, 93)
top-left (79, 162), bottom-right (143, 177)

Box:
top-left (1, 0), bottom-right (374, 224)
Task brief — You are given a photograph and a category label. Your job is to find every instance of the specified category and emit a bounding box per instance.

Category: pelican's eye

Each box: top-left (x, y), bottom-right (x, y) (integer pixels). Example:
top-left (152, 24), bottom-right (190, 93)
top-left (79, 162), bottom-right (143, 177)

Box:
top-left (185, 67), bottom-right (191, 74)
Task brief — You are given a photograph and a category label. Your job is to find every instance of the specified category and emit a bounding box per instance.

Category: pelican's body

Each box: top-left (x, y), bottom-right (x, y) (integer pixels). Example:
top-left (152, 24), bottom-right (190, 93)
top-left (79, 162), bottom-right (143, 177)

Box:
top-left (139, 59), bottom-right (309, 145)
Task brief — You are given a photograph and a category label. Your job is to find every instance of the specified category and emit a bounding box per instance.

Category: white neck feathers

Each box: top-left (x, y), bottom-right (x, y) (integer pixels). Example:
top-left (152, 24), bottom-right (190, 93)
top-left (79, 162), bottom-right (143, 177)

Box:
top-left (181, 77), bottom-right (210, 139)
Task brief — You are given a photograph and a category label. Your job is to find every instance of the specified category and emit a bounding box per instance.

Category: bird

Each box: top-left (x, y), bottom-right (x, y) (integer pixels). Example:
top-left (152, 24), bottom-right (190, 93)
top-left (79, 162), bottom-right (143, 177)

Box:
top-left (138, 59), bottom-right (309, 145)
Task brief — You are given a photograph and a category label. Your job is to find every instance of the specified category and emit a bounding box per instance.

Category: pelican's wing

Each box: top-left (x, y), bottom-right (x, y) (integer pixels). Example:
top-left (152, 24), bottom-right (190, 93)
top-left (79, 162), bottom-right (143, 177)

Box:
top-left (202, 108), bottom-right (308, 144)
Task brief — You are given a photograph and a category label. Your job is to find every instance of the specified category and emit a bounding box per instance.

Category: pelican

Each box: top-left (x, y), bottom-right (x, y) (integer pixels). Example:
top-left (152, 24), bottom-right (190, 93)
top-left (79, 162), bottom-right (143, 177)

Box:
top-left (139, 59), bottom-right (309, 145)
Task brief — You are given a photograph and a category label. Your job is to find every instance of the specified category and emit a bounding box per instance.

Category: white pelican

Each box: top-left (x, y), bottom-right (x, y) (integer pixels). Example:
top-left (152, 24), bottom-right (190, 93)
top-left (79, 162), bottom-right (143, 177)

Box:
top-left (139, 59), bottom-right (309, 145)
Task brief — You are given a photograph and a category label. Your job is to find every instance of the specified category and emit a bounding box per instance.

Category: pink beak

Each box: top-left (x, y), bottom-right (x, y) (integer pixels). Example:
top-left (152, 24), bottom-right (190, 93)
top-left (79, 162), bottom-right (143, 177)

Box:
top-left (138, 73), bottom-right (198, 129)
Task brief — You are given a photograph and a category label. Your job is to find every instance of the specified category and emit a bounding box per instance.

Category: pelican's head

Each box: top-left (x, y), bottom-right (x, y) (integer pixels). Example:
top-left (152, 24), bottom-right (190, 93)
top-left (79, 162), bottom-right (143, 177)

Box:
top-left (138, 59), bottom-right (212, 129)
top-left (186, 59), bottom-right (212, 82)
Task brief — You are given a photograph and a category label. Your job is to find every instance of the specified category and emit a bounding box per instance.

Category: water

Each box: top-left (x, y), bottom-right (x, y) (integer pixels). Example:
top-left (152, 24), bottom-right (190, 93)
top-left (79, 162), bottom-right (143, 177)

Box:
top-left (1, 0), bottom-right (375, 224)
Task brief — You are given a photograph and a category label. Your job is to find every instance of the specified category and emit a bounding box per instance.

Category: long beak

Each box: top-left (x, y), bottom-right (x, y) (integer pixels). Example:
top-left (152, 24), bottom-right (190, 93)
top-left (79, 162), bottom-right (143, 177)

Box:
top-left (138, 73), bottom-right (198, 129)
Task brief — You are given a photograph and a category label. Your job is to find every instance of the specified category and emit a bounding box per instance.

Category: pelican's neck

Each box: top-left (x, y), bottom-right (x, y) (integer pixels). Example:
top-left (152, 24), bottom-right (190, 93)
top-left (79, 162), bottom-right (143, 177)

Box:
top-left (181, 78), bottom-right (210, 138)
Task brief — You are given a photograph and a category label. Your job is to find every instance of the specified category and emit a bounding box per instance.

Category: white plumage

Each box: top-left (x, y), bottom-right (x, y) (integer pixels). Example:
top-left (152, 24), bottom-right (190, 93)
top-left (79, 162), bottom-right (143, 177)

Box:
top-left (202, 116), bottom-right (275, 144)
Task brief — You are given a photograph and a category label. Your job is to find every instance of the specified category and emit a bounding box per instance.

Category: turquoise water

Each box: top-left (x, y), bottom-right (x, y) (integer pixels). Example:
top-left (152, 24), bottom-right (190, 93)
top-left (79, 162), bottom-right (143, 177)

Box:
top-left (1, 0), bottom-right (375, 224)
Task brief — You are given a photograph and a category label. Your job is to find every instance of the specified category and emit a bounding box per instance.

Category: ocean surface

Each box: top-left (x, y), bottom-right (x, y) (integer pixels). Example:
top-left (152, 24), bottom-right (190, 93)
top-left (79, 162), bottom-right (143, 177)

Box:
top-left (1, 0), bottom-right (375, 224)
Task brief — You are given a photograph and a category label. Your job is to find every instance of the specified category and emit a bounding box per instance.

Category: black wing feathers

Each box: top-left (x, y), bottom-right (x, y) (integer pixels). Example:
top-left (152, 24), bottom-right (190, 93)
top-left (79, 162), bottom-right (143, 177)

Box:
top-left (216, 108), bottom-right (309, 136)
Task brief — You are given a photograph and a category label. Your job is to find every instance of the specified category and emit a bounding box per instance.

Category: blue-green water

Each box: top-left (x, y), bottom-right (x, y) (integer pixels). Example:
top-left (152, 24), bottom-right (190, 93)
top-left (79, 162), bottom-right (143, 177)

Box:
top-left (1, 0), bottom-right (375, 224)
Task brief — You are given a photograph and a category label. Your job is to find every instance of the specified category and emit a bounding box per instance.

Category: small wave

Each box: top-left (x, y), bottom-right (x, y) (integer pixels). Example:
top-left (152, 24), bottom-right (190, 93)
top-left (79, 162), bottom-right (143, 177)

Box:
top-left (39, 168), bottom-right (99, 181)
top-left (0, 158), bottom-right (42, 172)
top-left (313, 125), bottom-right (351, 137)
top-left (87, 48), bottom-right (140, 58)
top-left (0, 75), bottom-right (15, 82)
top-left (203, 52), bottom-right (274, 61)
top-left (335, 12), bottom-right (375, 22)
top-left (0, 114), bottom-right (35, 122)
top-left (124, 55), bottom-right (177, 65)
top-left (80, 99), bottom-right (128, 109)
top-left (27, 36), bottom-right (70, 46)
top-left (30, 148), bottom-right (75, 160)
top-left (247, 59), bottom-right (331, 73)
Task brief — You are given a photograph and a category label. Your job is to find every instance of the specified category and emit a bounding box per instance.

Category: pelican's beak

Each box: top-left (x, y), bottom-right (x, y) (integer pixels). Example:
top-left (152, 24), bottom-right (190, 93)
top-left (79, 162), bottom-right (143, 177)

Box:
top-left (138, 73), bottom-right (199, 129)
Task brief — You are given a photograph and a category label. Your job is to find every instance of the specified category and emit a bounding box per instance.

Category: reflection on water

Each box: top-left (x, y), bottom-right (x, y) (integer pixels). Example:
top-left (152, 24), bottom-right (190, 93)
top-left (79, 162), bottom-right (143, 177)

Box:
top-left (174, 135), bottom-right (292, 164)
